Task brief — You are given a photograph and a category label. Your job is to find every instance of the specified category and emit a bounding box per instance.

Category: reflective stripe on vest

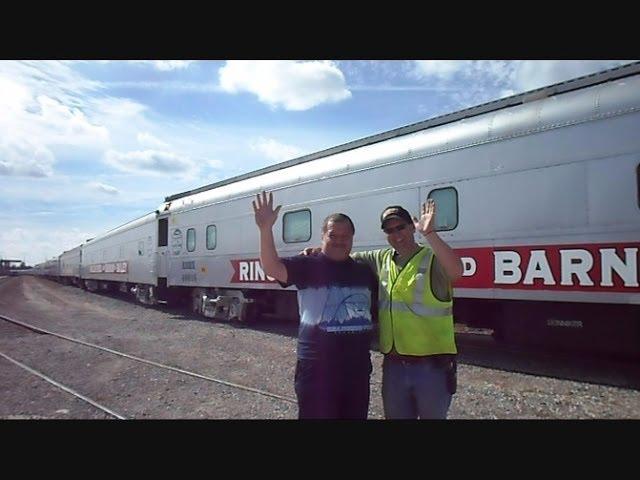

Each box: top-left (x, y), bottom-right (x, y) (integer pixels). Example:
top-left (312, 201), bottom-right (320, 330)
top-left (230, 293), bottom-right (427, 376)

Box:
top-left (390, 301), bottom-right (452, 317)
top-left (381, 298), bottom-right (452, 316)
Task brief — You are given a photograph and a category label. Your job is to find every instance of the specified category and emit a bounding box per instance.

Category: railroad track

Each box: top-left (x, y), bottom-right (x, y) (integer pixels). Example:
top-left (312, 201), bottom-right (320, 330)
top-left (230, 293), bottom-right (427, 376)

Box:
top-left (0, 313), bottom-right (297, 419)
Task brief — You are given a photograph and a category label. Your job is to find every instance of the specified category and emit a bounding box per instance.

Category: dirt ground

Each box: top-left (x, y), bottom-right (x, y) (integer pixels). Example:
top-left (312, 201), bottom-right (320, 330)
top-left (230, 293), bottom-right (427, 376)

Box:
top-left (1, 276), bottom-right (639, 419)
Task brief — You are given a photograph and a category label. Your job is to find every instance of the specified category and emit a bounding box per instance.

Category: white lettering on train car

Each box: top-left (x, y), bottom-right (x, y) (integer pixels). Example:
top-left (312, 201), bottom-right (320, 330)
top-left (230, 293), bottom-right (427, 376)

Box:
top-left (560, 249), bottom-right (594, 286)
top-left (600, 248), bottom-right (639, 287)
top-left (488, 246), bottom-right (639, 288)
top-left (523, 250), bottom-right (556, 285)
top-left (237, 260), bottom-right (275, 282)
top-left (494, 251), bottom-right (522, 284)
top-left (254, 261), bottom-right (266, 281)
top-left (461, 257), bottom-right (476, 277)
top-left (239, 262), bottom-right (249, 281)
top-left (87, 262), bottom-right (128, 274)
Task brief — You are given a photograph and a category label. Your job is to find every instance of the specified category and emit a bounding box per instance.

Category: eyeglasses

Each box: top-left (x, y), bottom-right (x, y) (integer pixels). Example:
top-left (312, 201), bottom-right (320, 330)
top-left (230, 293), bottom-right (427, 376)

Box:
top-left (383, 223), bottom-right (409, 235)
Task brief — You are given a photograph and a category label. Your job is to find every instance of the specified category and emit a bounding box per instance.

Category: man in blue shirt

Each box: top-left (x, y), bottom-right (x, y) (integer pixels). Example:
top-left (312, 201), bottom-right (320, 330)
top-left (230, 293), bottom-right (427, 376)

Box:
top-left (253, 190), bottom-right (377, 419)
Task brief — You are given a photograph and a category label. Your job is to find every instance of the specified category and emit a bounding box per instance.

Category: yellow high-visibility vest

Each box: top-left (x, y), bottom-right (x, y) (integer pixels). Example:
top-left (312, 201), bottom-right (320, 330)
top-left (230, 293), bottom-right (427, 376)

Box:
top-left (379, 246), bottom-right (457, 355)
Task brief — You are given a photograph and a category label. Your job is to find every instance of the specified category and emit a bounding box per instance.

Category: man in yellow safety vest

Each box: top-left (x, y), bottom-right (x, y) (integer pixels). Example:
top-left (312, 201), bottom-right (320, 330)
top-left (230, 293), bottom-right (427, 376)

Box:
top-left (351, 198), bottom-right (463, 419)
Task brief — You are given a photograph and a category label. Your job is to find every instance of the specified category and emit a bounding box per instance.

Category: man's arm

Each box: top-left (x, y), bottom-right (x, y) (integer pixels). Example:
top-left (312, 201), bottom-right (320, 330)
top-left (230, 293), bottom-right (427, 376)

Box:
top-left (423, 232), bottom-right (463, 282)
top-left (351, 250), bottom-right (381, 275)
top-left (413, 199), bottom-right (463, 282)
top-left (253, 191), bottom-right (288, 283)
top-left (302, 246), bottom-right (381, 275)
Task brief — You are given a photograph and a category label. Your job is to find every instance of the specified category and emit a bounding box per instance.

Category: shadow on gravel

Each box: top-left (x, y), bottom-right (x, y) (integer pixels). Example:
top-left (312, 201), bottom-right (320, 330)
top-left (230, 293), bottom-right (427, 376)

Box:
top-left (62, 285), bottom-right (640, 390)
top-left (165, 307), bottom-right (298, 339)
top-left (456, 333), bottom-right (640, 391)
top-left (88, 289), bottom-right (300, 338)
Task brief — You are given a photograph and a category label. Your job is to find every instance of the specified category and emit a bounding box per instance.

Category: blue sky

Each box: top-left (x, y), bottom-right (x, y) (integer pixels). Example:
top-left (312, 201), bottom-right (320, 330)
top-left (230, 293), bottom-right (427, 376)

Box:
top-left (0, 60), bottom-right (635, 266)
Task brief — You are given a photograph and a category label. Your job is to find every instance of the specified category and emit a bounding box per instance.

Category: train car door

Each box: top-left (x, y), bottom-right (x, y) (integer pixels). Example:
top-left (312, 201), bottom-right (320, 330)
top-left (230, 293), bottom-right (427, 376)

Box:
top-left (157, 216), bottom-right (169, 280)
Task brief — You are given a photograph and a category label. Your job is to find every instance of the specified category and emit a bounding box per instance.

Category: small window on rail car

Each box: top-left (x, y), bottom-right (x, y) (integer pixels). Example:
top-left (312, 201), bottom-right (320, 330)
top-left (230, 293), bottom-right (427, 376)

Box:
top-left (206, 225), bottom-right (217, 250)
top-left (187, 228), bottom-right (196, 252)
top-left (427, 187), bottom-right (459, 231)
top-left (283, 209), bottom-right (312, 243)
top-left (138, 241), bottom-right (144, 256)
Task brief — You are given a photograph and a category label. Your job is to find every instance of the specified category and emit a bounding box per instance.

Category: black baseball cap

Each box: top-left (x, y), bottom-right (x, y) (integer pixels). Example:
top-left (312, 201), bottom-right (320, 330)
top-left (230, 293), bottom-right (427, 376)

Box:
top-left (380, 206), bottom-right (413, 229)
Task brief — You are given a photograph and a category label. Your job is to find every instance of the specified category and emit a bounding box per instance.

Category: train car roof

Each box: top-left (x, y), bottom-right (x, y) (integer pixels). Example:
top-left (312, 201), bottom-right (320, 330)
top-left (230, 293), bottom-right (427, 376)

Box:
top-left (165, 61), bottom-right (640, 203)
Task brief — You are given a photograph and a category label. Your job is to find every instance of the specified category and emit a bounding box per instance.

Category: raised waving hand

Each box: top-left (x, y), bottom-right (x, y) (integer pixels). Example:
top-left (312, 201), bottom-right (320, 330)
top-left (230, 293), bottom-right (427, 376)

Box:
top-left (252, 190), bottom-right (282, 230)
top-left (413, 198), bottom-right (436, 237)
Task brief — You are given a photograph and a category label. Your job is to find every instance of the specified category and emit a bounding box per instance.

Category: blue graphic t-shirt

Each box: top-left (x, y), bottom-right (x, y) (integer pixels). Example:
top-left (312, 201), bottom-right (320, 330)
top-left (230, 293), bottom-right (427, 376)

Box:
top-left (280, 254), bottom-right (378, 365)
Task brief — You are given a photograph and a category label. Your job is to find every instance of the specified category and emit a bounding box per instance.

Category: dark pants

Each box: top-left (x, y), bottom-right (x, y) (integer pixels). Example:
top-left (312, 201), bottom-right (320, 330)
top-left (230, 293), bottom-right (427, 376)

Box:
top-left (294, 357), bottom-right (372, 419)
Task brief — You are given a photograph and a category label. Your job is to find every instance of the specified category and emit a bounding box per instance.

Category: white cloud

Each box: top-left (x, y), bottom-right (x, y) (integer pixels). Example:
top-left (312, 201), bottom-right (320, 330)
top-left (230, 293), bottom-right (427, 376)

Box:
top-left (137, 131), bottom-right (169, 149)
top-left (34, 95), bottom-right (110, 145)
top-left (102, 81), bottom-right (223, 93)
top-left (0, 76), bottom-right (33, 113)
top-left (206, 158), bottom-right (225, 169)
top-left (0, 63), bottom-right (111, 178)
top-left (90, 97), bottom-right (148, 118)
top-left (413, 60), bottom-right (469, 80)
top-left (343, 60), bottom-right (415, 83)
top-left (94, 60), bottom-right (195, 71)
top-left (88, 181), bottom-right (120, 195)
top-left (0, 90), bottom-right (110, 153)
top-left (412, 60), bottom-right (515, 86)
top-left (218, 60), bottom-right (352, 111)
top-left (152, 61), bottom-right (194, 71)
top-left (410, 60), bottom-right (636, 111)
top-left (1, 226), bottom-right (93, 266)
top-left (409, 61), bottom-right (514, 109)
top-left (413, 60), bottom-right (635, 94)
top-left (0, 62), bottom-right (152, 156)
top-left (0, 74), bottom-right (110, 147)
top-left (0, 139), bottom-right (55, 177)
top-left (0, 61), bottom-right (103, 107)
top-left (104, 149), bottom-right (198, 177)
top-left (250, 137), bottom-right (305, 163)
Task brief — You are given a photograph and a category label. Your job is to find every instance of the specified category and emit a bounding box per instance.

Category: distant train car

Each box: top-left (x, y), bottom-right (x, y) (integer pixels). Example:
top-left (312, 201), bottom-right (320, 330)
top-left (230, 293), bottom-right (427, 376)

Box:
top-left (43, 257), bottom-right (60, 280)
top-left (30, 262), bottom-right (45, 277)
top-left (9, 268), bottom-right (32, 277)
top-left (80, 213), bottom-right (158, 302)
top-left (48, 62), bottom-right (640, 358)
top-left (59, 245), bottom-right (83, 286)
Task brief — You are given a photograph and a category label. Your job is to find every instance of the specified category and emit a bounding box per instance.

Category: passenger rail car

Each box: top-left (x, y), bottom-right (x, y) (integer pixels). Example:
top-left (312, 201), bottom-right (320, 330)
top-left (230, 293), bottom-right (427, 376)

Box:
top-left (33, 62), bottom-right (640, 357)
top-left (59, 245), bottom-right (82, 286)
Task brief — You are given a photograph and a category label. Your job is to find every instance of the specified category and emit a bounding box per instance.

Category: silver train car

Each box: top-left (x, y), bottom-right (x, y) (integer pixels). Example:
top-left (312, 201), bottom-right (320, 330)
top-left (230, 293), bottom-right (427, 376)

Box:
top-left (40, 62), bottom-right (640, 357)
top-left (59, 245), bottom-right (83, 286)
top-left (43, 257), bottom-right (60, 279)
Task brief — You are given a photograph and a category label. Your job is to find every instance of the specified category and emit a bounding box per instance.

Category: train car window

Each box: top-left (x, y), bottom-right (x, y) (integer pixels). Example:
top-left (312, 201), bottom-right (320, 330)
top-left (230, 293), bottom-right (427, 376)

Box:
top-left (138, 241), bottom-right (144, 256)
top-left (158, 218), bottom-right (168, 247)
top-left (187, 228), bottom-right (196, 252)
top-left (427, 187), bottom-right (459, 231)
top-left (206, 225), bottom-right (217, 250)
top-left (283, 209), bottom-right (311, 243)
